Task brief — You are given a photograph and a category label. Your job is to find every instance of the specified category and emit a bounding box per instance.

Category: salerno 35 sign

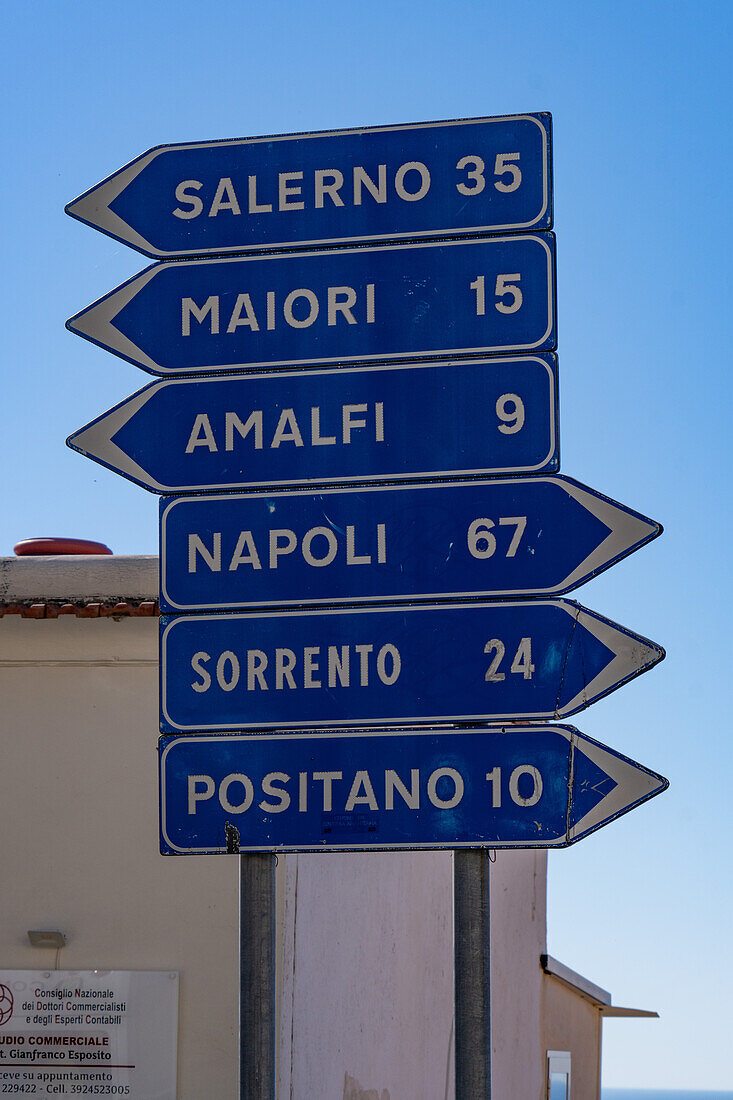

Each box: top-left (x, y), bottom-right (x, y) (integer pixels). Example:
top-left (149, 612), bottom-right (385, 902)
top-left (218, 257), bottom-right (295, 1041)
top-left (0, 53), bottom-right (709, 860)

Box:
top-left (65, 114), bottom-right (552, 256)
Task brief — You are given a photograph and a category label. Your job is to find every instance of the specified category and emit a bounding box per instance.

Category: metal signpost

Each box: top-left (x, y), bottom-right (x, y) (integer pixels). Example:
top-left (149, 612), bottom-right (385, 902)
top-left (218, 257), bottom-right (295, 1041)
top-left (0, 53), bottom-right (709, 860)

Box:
top-left (158, 476), bottom-right (660, 611)
top-left (66, 234), bottom-right (556, 374)
top-left (67, 355), bottom-right (560, 492)
top-left (66, 112), bottom-right (666, 1099)
top-left (158, 725), bottom-right (667, 854)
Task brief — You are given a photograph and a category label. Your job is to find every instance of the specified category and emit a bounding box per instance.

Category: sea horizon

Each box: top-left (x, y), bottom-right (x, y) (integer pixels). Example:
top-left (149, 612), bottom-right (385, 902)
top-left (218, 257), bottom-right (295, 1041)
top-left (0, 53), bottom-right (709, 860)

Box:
top-left (603, 1090), bottom-right (733, 1100)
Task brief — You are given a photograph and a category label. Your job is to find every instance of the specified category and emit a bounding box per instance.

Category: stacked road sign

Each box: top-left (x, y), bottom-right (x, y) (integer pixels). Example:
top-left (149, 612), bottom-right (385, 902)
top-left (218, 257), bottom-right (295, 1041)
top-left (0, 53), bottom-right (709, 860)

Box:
top-left (66, 113), bottom-right (667, 856)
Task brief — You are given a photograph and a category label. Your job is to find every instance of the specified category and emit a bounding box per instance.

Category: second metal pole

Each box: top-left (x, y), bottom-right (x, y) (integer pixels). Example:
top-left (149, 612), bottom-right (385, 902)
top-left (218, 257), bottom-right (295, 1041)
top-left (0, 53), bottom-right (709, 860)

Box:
top-left (454, 848), bottom-right (492, 1098)
top-left (240, 852), bottom-right (277, 1100)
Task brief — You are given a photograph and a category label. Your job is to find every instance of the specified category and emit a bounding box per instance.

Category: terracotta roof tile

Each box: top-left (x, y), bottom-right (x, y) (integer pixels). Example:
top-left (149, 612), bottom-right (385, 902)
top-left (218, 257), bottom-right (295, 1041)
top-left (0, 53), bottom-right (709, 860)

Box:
top-left (0, 598), bottom-right (160, 619)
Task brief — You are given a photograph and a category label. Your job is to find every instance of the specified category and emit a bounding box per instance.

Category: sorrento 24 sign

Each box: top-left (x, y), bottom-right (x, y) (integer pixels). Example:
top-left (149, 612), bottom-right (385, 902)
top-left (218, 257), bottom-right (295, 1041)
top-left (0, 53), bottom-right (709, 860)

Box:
top-left (159, 600), bottom-right (664, 733)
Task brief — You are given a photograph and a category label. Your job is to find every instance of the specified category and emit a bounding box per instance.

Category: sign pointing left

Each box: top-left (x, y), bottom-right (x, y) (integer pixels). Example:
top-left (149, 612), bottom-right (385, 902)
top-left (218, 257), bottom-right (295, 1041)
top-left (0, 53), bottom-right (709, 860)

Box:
top-left (66, 235), bottom-right (556, 375)
top-left (65, 114), bottom-right (552, 258)
top-left (66, 357), bottom-right (560, 493)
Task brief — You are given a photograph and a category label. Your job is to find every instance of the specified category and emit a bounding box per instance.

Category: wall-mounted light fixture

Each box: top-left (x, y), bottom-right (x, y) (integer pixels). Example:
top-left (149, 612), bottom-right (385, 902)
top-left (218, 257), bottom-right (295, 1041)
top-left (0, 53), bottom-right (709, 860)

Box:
top-left (27, 930), bottom-right (66, 949)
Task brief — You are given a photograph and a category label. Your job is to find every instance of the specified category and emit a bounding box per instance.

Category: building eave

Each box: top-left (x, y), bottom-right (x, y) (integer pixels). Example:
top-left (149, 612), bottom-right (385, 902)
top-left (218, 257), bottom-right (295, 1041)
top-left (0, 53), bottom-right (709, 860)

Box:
top-left (541, 954), bottom-right (657, 1017)
top-left (0, 555), bottom-right (158, 617)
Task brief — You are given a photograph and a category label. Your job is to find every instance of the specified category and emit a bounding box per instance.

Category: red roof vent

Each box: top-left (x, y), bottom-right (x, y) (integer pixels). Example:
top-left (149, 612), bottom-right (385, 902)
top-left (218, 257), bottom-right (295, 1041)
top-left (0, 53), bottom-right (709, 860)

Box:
top-left (14, 538), bottom-right (113, 557)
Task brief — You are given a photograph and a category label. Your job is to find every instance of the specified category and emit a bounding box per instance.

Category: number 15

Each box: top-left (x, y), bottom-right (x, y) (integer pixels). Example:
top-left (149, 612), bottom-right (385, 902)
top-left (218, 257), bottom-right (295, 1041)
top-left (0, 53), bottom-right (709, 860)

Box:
top-left (470, 274), bottom-right (523, 315)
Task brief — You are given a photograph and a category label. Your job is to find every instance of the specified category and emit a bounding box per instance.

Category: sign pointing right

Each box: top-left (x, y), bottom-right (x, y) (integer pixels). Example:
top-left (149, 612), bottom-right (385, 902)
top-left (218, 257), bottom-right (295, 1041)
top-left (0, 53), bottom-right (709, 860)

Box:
top-left (159, 476), bottom-right (661, 611)
top-left (160, 599), bottom-right (665, 732)
top-left (158, 725), bottom-right (667, 854)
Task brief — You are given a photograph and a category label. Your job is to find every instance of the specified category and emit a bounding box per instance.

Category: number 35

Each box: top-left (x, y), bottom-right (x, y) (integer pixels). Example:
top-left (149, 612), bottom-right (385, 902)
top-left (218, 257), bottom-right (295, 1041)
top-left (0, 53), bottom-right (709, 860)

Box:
top-left (456, 153), bottom-right (522, 195)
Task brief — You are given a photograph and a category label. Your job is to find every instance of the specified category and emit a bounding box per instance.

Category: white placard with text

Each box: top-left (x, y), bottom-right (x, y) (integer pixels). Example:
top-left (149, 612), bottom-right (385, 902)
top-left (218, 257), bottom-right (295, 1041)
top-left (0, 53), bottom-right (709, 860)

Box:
top-left (0, 971), bottom-right (178, 1098)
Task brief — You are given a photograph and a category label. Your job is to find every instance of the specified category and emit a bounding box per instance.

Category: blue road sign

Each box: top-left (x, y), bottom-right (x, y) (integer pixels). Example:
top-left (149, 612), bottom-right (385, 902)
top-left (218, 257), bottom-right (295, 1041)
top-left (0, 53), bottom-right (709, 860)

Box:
top-left (159, 476), bottom-right (661, 612)
top-left (158, 725), bottom-right (667, 854)
top-left (66, 235), bottom-right (556, 375)
top-left (159, 600), bottom-right (664, 732)
top-left (66, 356), bottom-right (560, 493)
top-left (66, 114), bottom-right (552, 258)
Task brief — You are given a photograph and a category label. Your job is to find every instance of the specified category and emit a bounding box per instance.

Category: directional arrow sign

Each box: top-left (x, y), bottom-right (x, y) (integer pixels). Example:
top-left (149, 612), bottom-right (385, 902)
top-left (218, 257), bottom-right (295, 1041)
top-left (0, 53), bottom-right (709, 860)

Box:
top-left (159, 476), bottom-right (661, 612)
top-left (66, 235), bottom-right (556, 375)
top-left (158, 725), bottom-right (667, 854)
top-left (67, 356), bottom-right (559, 493)
top-left (66, 114), bottom-right (552, 258)
top-left (159, 600), bottom-right (664, 732)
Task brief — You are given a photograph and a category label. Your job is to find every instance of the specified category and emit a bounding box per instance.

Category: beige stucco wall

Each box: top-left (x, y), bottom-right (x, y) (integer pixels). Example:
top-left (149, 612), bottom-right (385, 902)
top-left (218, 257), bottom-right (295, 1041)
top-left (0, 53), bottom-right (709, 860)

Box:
top-left (542, 975), bottom-right (602, 1100)
top-left (490, 848), bottom-right (548, 1100)
top-left (278, 850), bottom-right (455, 1098)
top-left (0, 613), bottom-right (239, 1098)
top-left (0, 562), bottom-right (553, 1098)
top-left (0, 610), bottom-right (459, 1098)
top-left (277, 847), bottom-right (550, 1100)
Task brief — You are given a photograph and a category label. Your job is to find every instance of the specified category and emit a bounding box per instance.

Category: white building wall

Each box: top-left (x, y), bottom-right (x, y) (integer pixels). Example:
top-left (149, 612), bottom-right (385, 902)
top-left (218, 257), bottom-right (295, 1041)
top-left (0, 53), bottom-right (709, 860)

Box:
top-left (490, 849), bottom-right (547, 1100)
top-left (279, 848), bottom-right (548, 1100)
top-left (277, 851), bottom-right (455, 1099)
top-left (0, 613), bottom-right (239, 1099)
top-left (0, 556), bottom-right (550, 1099)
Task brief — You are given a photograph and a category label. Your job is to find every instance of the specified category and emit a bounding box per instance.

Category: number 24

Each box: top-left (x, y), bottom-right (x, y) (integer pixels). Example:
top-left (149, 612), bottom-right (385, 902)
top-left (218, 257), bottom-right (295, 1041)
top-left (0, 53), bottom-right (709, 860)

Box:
top-left (484, 637), bottom-right (534, 682)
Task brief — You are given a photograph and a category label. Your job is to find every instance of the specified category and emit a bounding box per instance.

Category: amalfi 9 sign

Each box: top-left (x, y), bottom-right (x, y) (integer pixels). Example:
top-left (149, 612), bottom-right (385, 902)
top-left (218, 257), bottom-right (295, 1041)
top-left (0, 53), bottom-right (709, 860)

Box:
top-left (67, 358), bottom-right (560, 493)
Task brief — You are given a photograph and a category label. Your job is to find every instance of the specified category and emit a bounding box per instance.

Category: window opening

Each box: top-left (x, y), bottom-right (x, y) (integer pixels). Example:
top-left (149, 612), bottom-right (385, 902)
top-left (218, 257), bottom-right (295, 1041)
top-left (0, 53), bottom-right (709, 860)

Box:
top-left (547, 1050), bottom-right (571, 1100)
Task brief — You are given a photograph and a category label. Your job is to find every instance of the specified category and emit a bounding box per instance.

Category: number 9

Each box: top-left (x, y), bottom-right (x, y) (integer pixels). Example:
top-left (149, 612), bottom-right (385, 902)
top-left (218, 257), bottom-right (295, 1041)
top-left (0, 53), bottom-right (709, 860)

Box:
top-left (496, 393), bottom-right (525, 434)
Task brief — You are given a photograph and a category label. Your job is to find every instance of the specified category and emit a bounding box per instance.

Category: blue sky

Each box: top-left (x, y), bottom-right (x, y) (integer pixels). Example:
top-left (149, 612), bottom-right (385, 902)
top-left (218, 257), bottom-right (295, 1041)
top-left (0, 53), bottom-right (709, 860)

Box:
top-left (3, 0), bottom-right (732, 1088)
